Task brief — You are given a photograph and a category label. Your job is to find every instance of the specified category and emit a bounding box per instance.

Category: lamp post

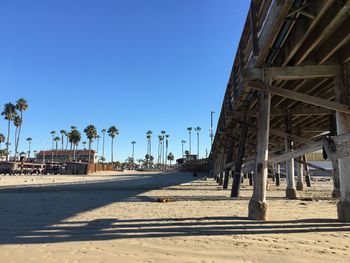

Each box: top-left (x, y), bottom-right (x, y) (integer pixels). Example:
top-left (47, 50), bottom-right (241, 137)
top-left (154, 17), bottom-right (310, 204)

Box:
top-left (210, 111), bottom-right (215, 147)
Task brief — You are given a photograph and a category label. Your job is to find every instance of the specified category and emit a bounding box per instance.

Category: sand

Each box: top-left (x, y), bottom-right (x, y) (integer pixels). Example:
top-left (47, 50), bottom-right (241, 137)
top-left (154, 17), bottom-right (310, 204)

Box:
top-left (0, 171), bottom-right (349, 263)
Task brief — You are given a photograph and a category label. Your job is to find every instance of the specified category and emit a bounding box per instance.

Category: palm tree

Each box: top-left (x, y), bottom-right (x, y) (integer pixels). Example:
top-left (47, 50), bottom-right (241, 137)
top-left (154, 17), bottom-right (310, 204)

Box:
top-left (54, 136), bottom-right (60, 150)
top-left (187, 127), bottom-right (192, 155)
top-left (165, 134), bottom-right (170, 166)
top-left (0, 133), bottom-right (5, 159)
top-left (15, 98), bottom-right (28, 157)
top-left (161, 130), bottom-right (166, 167)
top-left (2, 103), bottom-right (16, 161)
top-left (181, 140), bottom-right (186, 157)
top-left (50, 131), bottom-right (56, 149)
top-left (167, 152), bottom-right (174, 166)
top-left (26, 137), bottom-right (32, 158)
top-left (84, 124), bottom-right (97, 163)
top-left (69, 129), bottom-right (81, 161)
top-left (195, 126), bottom-right (201, 159)
top-left (108, 126), bottom-right (119, 162)
top-left (131, 141), bottom-right (136, 167)
top-left (157, 135), bottom-right (163, 165)
top-left (50, 130), bottom-right (56, 163)
top-left (101, 129), bottom-right (106, 162)
top-left (82, 141), bottom-right (87, 150)
top-left (146, 130), bottom-right (152, 157)
top-left (60, 130), bottom-right (66, 150)
top-left (184, 150), bottom-right (190, 158)
top-left (13, 115), bottom-right (22, 161)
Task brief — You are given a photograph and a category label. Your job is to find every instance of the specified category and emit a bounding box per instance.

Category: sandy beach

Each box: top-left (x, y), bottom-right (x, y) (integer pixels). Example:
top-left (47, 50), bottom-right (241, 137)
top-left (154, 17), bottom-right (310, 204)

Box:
top-left (0, 171), bottom-right (349, 263)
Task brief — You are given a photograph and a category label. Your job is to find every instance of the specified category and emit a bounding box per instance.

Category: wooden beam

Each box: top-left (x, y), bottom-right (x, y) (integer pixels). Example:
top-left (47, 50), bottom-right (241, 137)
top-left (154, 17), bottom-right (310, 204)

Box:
top-left (245, 80), bottom-right (350, 114)
top-left (270, 129), bottom-right (315, 145)
top-left (294, 158), bottom-right (332, 175)
top-left (243, 65), bottom-right (341, 81)
top-left (249, 1), bottom-right (259, 57)
top-left (243, 107), bottom-right (333, 117)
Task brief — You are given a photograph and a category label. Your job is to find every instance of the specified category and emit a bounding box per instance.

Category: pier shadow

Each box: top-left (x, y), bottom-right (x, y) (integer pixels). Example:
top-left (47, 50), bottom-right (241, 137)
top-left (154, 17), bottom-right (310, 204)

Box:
top-left (1, 215), bottom-right (349, 244)
top-left (1, 172), bottom-right (348, 245)
top-left (0, 172), bottom-right (196, 245)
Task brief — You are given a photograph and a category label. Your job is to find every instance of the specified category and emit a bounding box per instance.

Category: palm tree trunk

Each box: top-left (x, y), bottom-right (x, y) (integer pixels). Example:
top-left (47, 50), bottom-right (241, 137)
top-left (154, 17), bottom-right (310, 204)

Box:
top-left (70, 142), bottom-right (73, 160)
top-left (197, 133), bottom-right (200, 159)
top-left (73, 144), bottom-right (76, 161)
top-left (15, 111), bottom-right (23, 161)
top-left (88, 139), bottom-right (91, 163)
top-left (28, 141), bottom-right (31, 158)
top-left (162, 140), bottom-right (165, 168)
top-left (111, 137), bottom-right (114, 162)
top-left (6, 119), bottom-right (10, 161)
top-left (96, 138), bottom-right (99, 155)
top-left (65, 136), bottom-right (69, 150)
top-left (102, 133), bottom-right (105, 161)
top-left (14, 126), bottom-right (18, 161)
top-left (150, 138), bottom-right (152, 158)
top-left (61, 135), bottom-right (64, 150)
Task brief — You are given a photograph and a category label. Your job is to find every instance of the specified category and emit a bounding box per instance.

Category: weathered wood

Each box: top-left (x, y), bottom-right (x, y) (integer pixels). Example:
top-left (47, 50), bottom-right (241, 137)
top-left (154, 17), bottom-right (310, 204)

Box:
top-left (284, 112), bottom-right (298, 199)
top-left (243, 65), bottom-right (341, 81)
top-left (248, 171), bottom-right (253, 186)
top-left (249, 1), bottom-right (259, 57)
top-left (270, 129), bottom-right (315, 145)
top-left (223, 169), bottom-right (231, 190)
top-left (303, 155), bottom-right (312, 188)
top-left (231, 123), bottom-right (249, 197)
top-left (242, 107), bottom-right (333, 117)
top-left (335, 64), bottom-right (350, 221)
top-left (296, 156), bottom-right (304, 191)
top-left (329, 113), bottom-right (340, 198)
top-left (294, 158), bottom-right (332, 175)
top-left (248, 90), bottom-right (270, 220)
top-left (275, 163), bottom-right (281, 186)
top-left (244, 80), bottom-right (350, 114)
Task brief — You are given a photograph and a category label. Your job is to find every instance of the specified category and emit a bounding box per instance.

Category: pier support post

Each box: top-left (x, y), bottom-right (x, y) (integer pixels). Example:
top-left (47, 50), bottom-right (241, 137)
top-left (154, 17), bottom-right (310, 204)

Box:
top-left (336, 65), bottom-right (350, 222)
top-left (285, 113), bottom-right (298, 199)
top-left (248, 172), bottom-right (253, 186)
top-left (329, 114), bottom-right (341, 198)
top-left (223, 169), bottom-right (230, 189)
top-left (248, 90), bottom-right (271, 220)
top-left (296, 157), bottom-right (304, 191)
top-left (303, 155), bottom-right (312, 187)
top-left (275, 163), bottom-right (281, 186)
top-left (231, 123), bottom-right (248, 197)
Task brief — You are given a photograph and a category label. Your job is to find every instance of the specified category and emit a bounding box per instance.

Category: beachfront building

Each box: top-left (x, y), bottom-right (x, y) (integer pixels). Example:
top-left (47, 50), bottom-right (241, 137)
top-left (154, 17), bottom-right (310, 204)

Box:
top-left (36, 150), bottom-right (98, 163)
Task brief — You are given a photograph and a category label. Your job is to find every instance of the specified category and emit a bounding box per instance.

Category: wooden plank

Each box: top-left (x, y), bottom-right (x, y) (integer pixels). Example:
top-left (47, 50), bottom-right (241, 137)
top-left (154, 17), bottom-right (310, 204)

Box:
top-left (243, 107), bottom-right (333, 116)
top-left (245, 80), bottom-right (350, 114)
top-left (255, 0), bottom-right (294, 67)
top-left (231, 123), bottom-right (249, 197)
top-left (243, 65), bottom-right (341, 81)
top-left (294, 158), bottom-right (332, 175)
top-left (249, 1), bottom-right (259, 57)
top-left (268, 141), bottom-right (323, 164)
top-left (270, 129), bottom-right (315, 145)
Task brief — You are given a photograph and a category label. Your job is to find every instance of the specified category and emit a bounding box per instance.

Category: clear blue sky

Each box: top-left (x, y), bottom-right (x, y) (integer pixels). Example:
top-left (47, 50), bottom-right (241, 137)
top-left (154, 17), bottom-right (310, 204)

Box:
top-left (0, 0), bottom-right (249, 162)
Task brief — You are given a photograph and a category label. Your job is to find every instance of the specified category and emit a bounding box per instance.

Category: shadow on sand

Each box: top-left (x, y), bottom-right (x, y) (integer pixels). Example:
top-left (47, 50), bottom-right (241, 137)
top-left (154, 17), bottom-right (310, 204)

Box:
top-left (0, 172), bottom-right (349, 245)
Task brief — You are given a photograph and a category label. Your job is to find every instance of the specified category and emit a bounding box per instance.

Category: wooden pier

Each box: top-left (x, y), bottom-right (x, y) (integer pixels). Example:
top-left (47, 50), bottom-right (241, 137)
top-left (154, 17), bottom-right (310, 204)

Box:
top-left (210, 0), bottom-right (350, 221)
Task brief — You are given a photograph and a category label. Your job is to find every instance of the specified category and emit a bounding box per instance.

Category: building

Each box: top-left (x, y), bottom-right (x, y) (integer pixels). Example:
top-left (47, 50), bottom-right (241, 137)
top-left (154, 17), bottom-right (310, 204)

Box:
top-left (36, 150), bottom-right (98, 163)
